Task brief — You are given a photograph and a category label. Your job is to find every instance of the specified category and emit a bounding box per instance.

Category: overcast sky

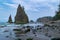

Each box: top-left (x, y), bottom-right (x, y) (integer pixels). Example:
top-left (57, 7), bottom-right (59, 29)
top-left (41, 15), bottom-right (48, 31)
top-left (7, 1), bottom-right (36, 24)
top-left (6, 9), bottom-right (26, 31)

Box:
top-left (0, 0), bottom-right (59, 22)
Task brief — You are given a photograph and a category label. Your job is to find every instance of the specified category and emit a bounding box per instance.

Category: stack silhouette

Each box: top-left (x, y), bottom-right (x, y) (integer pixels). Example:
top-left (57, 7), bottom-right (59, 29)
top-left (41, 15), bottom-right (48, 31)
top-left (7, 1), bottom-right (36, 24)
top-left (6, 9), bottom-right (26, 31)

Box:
top-left (8, 4), bottom-right (29, 24)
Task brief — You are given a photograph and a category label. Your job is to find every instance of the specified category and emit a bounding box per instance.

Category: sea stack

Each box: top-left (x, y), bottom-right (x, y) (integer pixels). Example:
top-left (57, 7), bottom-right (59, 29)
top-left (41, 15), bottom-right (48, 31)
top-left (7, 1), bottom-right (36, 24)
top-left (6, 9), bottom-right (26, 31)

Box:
top-left (8, 15), bottom-right (13, 23)
top-left (14, 4), bottom-right (29, 24)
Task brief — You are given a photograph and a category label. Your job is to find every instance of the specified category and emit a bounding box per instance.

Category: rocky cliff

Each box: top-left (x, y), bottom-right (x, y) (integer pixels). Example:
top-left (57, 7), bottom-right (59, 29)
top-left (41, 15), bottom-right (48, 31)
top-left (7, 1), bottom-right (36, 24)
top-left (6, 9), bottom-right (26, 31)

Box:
top-left (37, 16), bottom-right (53, 23)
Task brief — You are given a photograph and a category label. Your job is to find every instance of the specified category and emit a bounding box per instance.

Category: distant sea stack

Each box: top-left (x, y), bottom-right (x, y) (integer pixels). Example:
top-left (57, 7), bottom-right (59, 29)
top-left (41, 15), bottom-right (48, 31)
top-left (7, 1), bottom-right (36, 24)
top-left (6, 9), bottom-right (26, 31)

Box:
top-left (8, 15), bottom-right (13, 23)
top-left (14, 4), bottom-right (29, 24)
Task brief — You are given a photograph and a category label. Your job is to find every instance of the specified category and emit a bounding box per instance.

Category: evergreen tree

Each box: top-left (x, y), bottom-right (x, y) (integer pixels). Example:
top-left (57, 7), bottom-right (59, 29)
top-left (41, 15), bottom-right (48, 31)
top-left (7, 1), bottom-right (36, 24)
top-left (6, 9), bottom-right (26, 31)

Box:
top-left (8, 15), bottom-right (12, 23)
top-left (53, 4), bottom-right (60, 20)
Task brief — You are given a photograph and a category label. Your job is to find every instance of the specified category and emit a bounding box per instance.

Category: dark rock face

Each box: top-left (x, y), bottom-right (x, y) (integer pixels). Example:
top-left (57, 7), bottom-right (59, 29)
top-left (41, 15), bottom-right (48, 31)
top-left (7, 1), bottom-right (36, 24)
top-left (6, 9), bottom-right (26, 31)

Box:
top-left (8, 15), bottom-right (12, 23)
top-left (15, 4), bottom-right (29, 24)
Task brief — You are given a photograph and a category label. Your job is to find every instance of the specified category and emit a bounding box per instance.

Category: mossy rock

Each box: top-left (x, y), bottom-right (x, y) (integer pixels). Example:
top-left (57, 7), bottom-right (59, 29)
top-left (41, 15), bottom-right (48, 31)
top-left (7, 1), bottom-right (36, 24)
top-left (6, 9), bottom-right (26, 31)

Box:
top-left (27, 38), bottom-right (33, 40)
top-left (16, 38), bottom-right (21, 40)
top-left (13, 29), bottom-right (21, 31)
top-left (25, 28), bottom-right (30, 33)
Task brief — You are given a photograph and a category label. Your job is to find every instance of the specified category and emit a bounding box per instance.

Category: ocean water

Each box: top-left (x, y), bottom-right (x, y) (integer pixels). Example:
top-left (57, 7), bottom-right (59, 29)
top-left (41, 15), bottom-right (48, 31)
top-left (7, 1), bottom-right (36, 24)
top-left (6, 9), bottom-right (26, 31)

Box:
top-left (0, 22), bottom-right (44, 26)
top-left (0, 22), bottom-right (50, 40)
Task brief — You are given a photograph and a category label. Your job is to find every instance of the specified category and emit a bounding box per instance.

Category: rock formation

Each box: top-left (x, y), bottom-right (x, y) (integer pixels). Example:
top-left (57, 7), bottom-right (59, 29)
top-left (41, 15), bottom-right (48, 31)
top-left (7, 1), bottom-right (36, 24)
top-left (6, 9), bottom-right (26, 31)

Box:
top-left (37, 16), bottom-right (53, 23)
top-left (8, 15), bottom-right (12, 23)
top-left (14, 4), bottom-right (29, 24)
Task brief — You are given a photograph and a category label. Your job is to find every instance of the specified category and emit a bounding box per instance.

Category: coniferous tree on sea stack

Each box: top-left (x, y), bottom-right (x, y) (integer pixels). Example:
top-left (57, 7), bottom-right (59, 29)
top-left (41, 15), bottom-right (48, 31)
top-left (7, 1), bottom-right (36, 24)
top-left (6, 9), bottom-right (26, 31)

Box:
top-left (8, 15), bottom-right (13, 23)
top-left (14, 4), bottom-right (29, 24)
top-left (53, 4), bottom-right (60, 21)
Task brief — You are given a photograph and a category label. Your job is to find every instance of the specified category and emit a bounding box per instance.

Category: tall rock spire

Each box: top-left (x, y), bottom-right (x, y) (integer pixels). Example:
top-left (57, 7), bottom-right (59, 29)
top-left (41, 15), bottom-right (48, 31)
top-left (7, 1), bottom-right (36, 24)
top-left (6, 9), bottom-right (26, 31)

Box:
top-left (8, 14), bottom-right (12, 23)
top-left (15, 4), bottom-right (29, 24)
